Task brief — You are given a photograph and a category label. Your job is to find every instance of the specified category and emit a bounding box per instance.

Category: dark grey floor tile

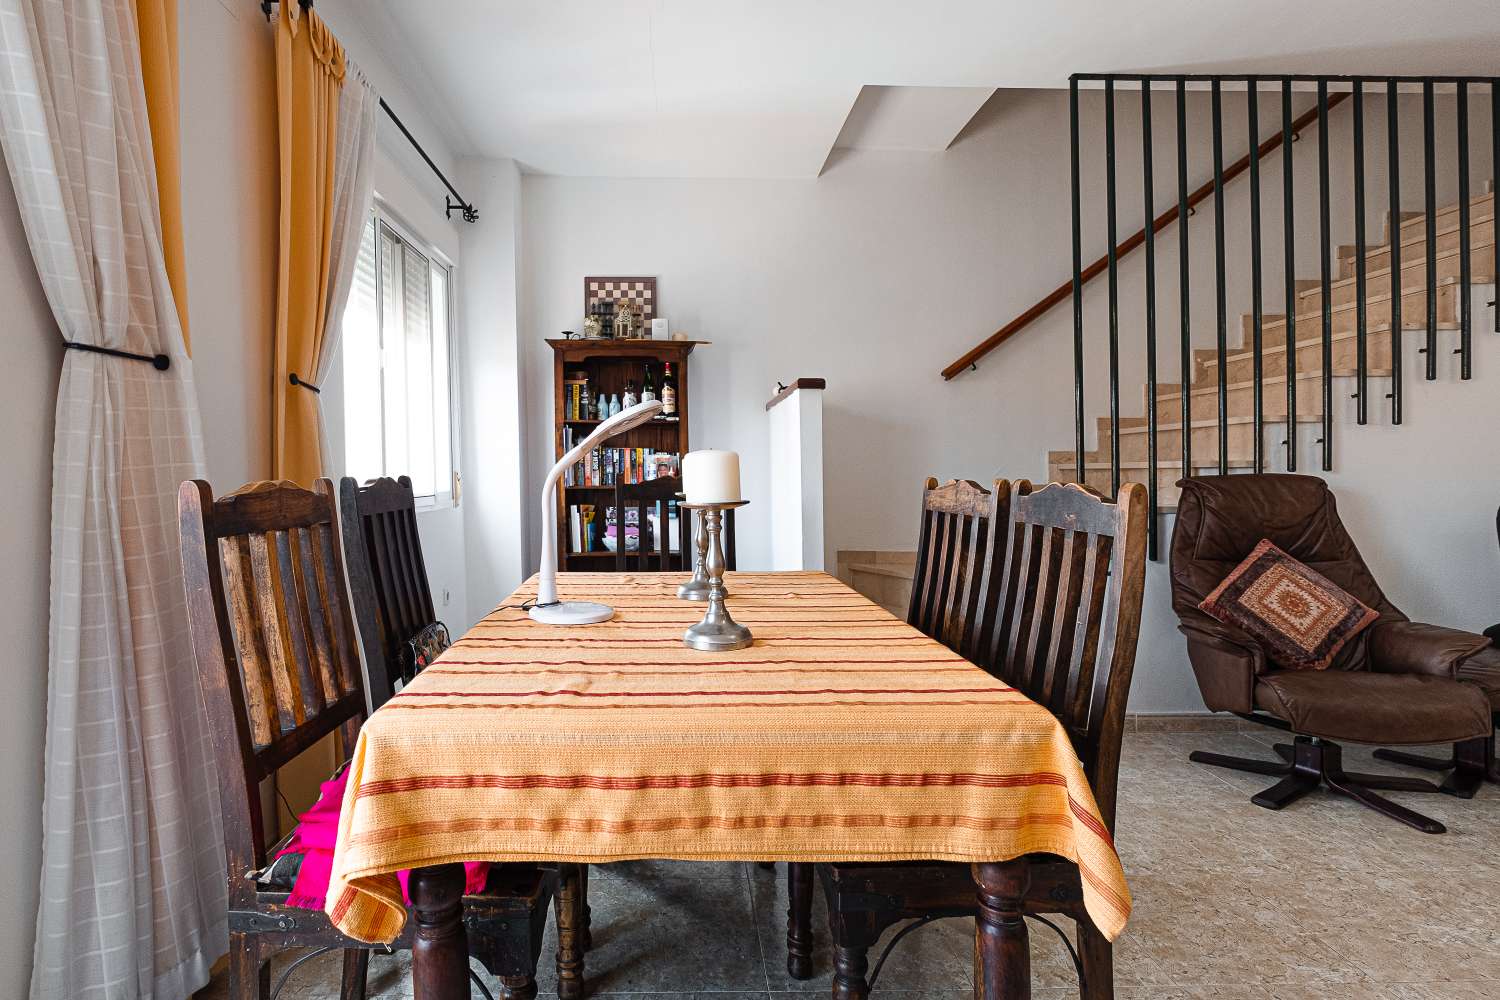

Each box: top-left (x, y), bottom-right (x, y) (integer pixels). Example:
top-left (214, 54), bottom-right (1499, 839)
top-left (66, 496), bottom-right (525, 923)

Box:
top-left (537, 873), bottom-right (765, 994)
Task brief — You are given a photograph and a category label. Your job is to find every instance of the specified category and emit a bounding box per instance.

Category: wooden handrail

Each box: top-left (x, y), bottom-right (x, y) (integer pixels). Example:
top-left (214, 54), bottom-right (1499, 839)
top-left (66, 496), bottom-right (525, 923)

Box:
top-left (940, 91), bottom-right (1350, 381)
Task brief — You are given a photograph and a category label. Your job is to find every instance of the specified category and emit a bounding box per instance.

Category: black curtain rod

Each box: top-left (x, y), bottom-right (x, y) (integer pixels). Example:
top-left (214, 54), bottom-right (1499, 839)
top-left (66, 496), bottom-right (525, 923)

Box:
top-left (260, 0), bottom-right (479, 224)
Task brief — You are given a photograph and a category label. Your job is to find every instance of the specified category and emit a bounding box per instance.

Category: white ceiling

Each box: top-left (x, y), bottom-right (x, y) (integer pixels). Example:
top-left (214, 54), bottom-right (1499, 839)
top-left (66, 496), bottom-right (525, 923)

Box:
top-left (375, 0), bottom-right (1500, 179)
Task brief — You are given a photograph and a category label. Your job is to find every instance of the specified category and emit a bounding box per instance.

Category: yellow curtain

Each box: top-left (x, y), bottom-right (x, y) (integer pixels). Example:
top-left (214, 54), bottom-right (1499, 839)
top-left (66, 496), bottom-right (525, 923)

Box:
top-left (273, 6), bottom-right (344, 485)
top-left (133, 0), bottom-right (189, 350)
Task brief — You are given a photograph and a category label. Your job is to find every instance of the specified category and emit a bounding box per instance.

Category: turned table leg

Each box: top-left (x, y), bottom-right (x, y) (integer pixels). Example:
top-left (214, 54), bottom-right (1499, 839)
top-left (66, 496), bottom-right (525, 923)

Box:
top-left (972, 859), bottom-right (1031, 1000)
top-left (410, 863), bottom-right (471, 1000)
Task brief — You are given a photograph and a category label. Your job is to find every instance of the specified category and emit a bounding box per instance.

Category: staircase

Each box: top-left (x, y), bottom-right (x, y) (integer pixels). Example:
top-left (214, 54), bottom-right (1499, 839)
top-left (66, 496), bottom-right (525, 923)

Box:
top-left (1046, 188), bottom-right (1497, 511)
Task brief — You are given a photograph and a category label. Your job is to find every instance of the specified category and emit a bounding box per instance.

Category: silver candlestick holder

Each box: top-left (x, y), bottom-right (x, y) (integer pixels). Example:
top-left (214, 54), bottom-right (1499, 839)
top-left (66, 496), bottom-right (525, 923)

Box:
top-left (676, 507), bottom-right (714, 601)
top-left (678, 500), bottom-right (751, 651)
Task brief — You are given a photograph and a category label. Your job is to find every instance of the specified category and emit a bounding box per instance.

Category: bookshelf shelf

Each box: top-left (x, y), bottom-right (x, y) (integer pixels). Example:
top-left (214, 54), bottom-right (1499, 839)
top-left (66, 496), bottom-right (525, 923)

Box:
top-left (548, 338), bottom-right (703, 569)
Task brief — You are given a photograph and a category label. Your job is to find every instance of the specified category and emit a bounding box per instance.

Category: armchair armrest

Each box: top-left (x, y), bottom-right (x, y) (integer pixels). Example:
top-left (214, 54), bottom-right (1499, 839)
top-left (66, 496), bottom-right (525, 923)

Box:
top-left (1178, 615), bottom-right (1266, 715)
top-left (1367, 621), bottom-right (1491, 678)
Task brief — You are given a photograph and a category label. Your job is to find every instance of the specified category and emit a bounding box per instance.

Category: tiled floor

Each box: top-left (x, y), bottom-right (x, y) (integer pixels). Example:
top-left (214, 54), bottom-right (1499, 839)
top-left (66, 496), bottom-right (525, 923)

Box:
top-left (194, 729), bottom-right (1500, 999)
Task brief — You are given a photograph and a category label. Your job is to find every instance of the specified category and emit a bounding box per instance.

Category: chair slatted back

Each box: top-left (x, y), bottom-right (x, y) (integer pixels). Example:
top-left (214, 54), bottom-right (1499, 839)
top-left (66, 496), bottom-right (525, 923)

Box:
top-left (179, 479), bottom-right (367, 881)
top-left (906, 479), bottom-right (1006, 653)
top-left (977, 480), bottom-right (1147, 827)
top-left (613, 477), bottom-right (687, 571)
top-left (339, 476), bottom-right (440, 709)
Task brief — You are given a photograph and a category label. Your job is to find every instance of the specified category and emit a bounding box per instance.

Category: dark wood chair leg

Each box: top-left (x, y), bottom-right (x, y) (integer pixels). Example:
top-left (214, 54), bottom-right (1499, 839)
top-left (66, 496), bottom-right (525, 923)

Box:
top-left (340, 948), bottom-right (370, 1000)
top-left (831, 944), bottom-right (870, 1000)
top-left (228, 932), bottom-right (269, 1000)
top-left (499, 974), bottom-right (539, 1000)
top-left (410, 863), bottom-right (472, 1000)
top-left (1077, 920), bottom-right (1113, 1000)
top-left (554, 863), bottom-right (586, 1000)
top-left (973, 859), bottom-right (1032, 1000)
top-left (785, 861), bottom-right (815, 980)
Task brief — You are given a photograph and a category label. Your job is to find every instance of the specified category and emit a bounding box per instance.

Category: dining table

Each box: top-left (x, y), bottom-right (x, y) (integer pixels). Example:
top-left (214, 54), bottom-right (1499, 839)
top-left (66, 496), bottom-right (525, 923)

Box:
top-left (323, 571), bottom-right (1131, 999)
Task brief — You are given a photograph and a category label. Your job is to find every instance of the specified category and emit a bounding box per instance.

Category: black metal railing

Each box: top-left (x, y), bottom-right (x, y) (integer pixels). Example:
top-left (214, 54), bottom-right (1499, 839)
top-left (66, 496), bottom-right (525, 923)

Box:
top-left (1069, 74), bottom-right (1498, 559)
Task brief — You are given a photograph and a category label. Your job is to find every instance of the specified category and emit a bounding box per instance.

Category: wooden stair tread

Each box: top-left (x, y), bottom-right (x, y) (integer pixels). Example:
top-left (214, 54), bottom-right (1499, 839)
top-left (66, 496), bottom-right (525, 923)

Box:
top-left (1207, 322), bottom-right (1456, 371)
top-left (1158, 366), bottom-right (1395, 402)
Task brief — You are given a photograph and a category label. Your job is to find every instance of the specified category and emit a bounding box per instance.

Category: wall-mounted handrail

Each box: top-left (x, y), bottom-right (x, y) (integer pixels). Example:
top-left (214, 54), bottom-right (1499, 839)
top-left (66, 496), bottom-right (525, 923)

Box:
top-left (939, 90), bottom-right (1348, 381)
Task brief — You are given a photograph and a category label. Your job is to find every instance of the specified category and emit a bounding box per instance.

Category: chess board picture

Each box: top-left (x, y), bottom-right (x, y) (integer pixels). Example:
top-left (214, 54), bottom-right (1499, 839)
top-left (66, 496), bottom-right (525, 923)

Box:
top-left (584, 276), bottom-right (657, 326)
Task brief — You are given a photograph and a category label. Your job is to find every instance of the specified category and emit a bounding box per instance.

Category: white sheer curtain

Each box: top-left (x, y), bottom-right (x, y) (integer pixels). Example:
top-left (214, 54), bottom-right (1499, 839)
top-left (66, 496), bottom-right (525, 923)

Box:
top-left (312, 56), bottom-right (377, 456)
top-left (0, 1), bottom-right (226, 998)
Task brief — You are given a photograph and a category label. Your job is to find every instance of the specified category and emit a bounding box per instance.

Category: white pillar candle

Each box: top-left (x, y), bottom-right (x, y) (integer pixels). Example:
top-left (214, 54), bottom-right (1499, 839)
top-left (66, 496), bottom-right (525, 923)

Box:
top-left (683, 449), bottom-right (742, 504)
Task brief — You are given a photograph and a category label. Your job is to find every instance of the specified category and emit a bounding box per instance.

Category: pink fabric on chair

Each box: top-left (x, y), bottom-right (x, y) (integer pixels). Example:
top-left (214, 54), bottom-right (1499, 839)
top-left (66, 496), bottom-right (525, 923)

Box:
top-left (279, 768), bottom-right (489, 911)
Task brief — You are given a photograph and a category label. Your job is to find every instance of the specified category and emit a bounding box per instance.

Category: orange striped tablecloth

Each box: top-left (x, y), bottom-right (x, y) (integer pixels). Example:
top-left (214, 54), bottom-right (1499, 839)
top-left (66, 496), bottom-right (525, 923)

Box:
top-left (325, 571), bottom-right (1130, 942)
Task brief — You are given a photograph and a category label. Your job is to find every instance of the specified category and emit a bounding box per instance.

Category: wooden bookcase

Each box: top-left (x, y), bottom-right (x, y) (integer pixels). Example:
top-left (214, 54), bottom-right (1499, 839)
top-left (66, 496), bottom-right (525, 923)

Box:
top-left (548, 338), bottom-right (704, 569)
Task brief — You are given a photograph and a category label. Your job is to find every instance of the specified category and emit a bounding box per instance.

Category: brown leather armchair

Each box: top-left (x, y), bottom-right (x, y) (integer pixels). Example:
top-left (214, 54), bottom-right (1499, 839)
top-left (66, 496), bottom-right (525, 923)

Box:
top-left (1170, 474), bottom-right (1492, 834)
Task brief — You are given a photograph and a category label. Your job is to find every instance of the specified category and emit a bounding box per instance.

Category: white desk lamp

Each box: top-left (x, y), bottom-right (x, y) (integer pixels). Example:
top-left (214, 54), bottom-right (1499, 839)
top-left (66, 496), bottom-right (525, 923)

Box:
top-left (532, 398), bottom-right (665, 624)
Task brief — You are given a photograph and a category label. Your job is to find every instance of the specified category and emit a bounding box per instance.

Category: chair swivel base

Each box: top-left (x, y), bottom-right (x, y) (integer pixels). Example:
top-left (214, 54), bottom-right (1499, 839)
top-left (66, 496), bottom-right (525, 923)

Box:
top-left (1190, 734), bottom-right (1450, 834)
top-left (1373, 734), bottom-right (1498, 793)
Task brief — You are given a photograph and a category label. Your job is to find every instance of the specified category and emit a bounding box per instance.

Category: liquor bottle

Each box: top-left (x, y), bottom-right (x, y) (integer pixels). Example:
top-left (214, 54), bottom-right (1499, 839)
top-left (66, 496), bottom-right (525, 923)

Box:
top-left (608, 393), bottom-right (622, 417)
top-left (641, 363), bottom-right (657, 404)
top-left (579, 379), bottom-right (592, 422)
top-left (595, 390), bottom-right (608, 421)
top-left (660, 362), bottom-right (677, 418)
top-left (622, 379), bottom-right (639, 409)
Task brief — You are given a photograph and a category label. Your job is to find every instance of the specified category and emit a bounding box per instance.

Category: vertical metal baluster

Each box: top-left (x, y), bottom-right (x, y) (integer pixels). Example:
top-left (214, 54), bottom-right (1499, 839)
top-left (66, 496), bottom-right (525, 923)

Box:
top-left (1248, 80), bottom-right (1264, 471)
top-left (1318, 80), bottom-right (1334, 471)
top-left (1388, 80), bottom-right (1403, 424)
top-left (1071, 78), bottom-right (1084, 483)
top-left (1141, 82), bottom-right (1158, 559)
top-left (1177, 78), bottom-right (1192, 479)
top-left (1423, 80), bottom-right (1437, 379)
top-left (1212, 79), bottom-right (1228, 475)
top-left (1457, 80), bottom-right (1472, 379)
top-left (1106, 79), bottom-right (1121, 497)
top-left (1353, 80), bottom-right (1369, 424)
top-left (1281, 79), bottom-right (1298, 469)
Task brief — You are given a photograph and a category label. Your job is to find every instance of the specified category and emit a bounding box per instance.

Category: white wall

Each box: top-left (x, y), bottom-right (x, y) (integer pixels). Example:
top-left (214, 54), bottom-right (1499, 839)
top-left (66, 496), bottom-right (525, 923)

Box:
top-left (520, 87), bottom-right (1500, 714)
top-left (457, 158), bottom-right (530, 625)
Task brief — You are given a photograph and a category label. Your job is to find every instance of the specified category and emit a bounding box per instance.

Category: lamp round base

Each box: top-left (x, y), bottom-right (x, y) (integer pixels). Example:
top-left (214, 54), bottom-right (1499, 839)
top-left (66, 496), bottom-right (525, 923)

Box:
top-left (683, 621), bottom-right (753, 651)
top-left (529, 601), bottom-right (616, 625)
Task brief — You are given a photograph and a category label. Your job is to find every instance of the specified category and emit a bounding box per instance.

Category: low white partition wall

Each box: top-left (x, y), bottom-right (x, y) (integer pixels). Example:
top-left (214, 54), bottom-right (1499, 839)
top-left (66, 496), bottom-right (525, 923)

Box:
top-left (767, 378), bottom-right (826, 571)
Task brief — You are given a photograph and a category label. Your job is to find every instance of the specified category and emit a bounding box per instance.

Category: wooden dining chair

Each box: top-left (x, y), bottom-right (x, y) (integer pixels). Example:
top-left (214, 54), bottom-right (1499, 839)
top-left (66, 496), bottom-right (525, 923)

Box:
top-left (613, 476), bottom-right (736, 572)
top-left (906, 478), bottom-right (1005, 653)
top-left (180, 479), bottom-right (568, 1000)
top-left (612, 476), bottom-right (686, 571)
top-left (787, 480), bottom-right (1147, 1000)
top-left (782, 478), bottom-right (1007, 980)
top-left (338, 475), bottom-right (447, 708)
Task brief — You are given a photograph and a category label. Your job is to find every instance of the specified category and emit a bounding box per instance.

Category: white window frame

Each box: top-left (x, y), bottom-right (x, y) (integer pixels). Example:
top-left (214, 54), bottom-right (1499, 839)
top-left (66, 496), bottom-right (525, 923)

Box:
top-left (348, 199), bottom-right (461, 511)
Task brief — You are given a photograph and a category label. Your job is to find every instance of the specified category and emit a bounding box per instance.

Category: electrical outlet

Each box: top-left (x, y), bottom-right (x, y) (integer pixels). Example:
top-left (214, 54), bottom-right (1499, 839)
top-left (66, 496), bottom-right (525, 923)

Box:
top-left (442, 588), bottom-right (451, 607)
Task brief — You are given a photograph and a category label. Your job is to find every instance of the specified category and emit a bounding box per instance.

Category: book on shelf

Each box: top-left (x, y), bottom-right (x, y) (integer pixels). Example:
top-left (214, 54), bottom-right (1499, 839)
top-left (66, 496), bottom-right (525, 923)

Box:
top-left (561, 441), bottom-right (681, 488)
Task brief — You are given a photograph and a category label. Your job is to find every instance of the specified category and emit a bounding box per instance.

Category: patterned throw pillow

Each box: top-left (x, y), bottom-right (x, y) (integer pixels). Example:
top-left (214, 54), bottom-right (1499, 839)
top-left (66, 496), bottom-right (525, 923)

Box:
top-left (1199, 539), bottom-right (1379, 670)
